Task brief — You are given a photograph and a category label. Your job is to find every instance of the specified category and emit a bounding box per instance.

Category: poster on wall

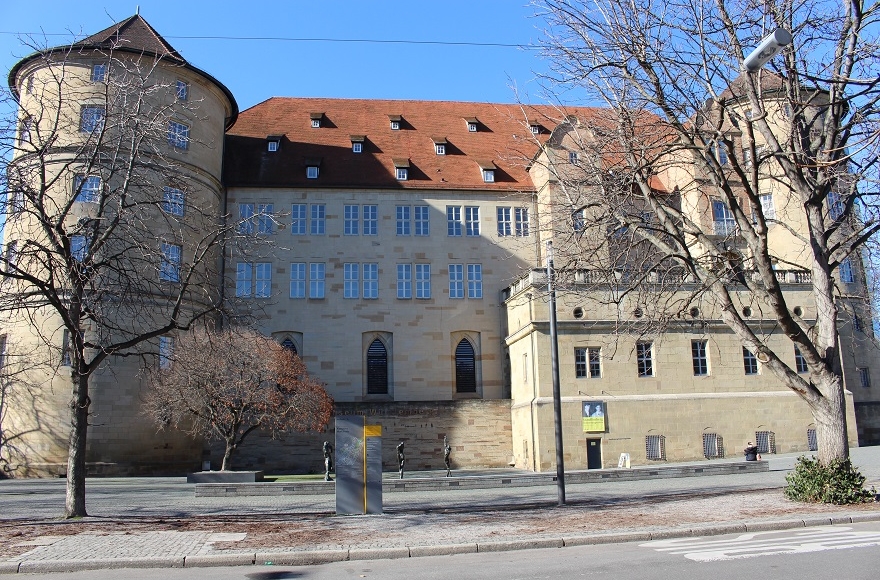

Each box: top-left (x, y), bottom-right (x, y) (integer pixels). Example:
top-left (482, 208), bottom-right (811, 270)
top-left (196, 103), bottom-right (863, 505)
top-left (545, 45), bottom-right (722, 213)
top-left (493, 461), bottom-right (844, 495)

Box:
top-left (582, 401), bottom-right (606, 432)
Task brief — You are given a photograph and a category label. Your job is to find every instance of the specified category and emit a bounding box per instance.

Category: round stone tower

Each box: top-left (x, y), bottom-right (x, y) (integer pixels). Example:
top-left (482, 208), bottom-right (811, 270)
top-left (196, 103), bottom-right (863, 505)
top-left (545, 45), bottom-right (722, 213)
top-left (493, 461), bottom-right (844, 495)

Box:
top-left (2, 15), bottom-right (237, 476)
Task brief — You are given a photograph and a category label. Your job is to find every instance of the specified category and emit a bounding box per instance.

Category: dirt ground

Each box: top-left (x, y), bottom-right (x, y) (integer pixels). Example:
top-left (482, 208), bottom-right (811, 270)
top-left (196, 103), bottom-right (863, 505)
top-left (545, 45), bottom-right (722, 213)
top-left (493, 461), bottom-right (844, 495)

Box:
top-left (3, 489), bottom-right (878, 559)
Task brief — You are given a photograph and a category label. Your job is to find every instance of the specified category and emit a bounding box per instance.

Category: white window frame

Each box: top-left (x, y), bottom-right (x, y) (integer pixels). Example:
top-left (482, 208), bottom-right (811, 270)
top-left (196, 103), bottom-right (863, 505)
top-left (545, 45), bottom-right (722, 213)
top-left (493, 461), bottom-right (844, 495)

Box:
top-left (712, 199), bottom-right (736, 236)
top-left (175, 80), bottom-right (188, 101)
top-left (70, 235), bottom-right (89, 263)
top-left (363, 263), bottom-right (379, 299)
top-left (311, 118), bottom-right (321, 128)
top-left (80, 105), bottom-right (105, 133)
top-left (257, 203), bottom-right (274, 235)
top-left (160, 242), bottom-right (181, 282)
top-left (692, 340), bottom-right (708, 376)
top-left (447, 206), bottom-right (462, 236)
top-left (344, 204), bottom-right (359, 235)
top-left (167, 120), bottom-right (190, 150)
top-left (289, 263), bottom-right (306, 298)
top-left (396, 205), bottom-right (411, 236)
top-left (352, 141), bottom-right (363, 153)
top-left (162, 186), bottom-right (185, 216)
top-left (291, 204), bottom-right (307, 235)
top-left (759, 193), bottom-right (776, 220)
top-left (363, 205), bottom-right (378, 236)
top-left (310, 204), bottom-right (326, 235)
top-left (530, 125), bottom-right (539, 135)
top-left (467, 264), bottom-right (482, 299)
top-left (743, 347), bottom-right (759, 375)
top-left (91, 63), bottom-right (106, 83)
top-left (465, 206), bottom-right (480, 236)
top-left (840, 258), bottom-right (855, 283)
top-left (859, 367), bottom-right (871, 388)
top-left (497, 207), bottom-right (512, 236)
top-left (794, 346), bottom-right (808, 373)
top-left (483, 169), bottom-right (495, 183)
top-left (396, 167), bottom-right (408, 181)
top-left (254, 262), bottom-right (272, 298)
top-left (414, 205), bottom-right (430, 236)
top-left (397, 264), bottom-right (412, 299)
top-left (309, 262), bottom-right (325, 299)
top-left (74, 175), bottom-right (101, 203)
top-left (435, 143), bottom-right (446, 155)
top-left (515, 208), bottom-right (529, 237)
top-left (344, 262), bottom-right (359, 299)
top-left (449, 264), bottom-right (464, 299)
top-left (468, 122), bottom-right (477, 132)
top-left (306, 166), bottom-right (319, 179)
top-left (238, 203), bottom-right (255, 234)
top-left (159, 336), bottom-right (174, 369)
top-left (236, 262), bottom-right (253, 297)
top-left (390, 120), bottom-right (400, 130)
top-left (415, 264), bottom-right (431, 299)
top-left (268, 140), bottom-right (279, 152)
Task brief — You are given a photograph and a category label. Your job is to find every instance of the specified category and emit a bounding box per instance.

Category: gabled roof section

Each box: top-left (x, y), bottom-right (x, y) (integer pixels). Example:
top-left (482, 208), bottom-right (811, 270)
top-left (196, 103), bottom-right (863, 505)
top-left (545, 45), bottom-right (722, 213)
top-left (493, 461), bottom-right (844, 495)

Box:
top-left (74, 14), bottom-right (185, 64)
top-left (224, 98), bottom-right (608, 191)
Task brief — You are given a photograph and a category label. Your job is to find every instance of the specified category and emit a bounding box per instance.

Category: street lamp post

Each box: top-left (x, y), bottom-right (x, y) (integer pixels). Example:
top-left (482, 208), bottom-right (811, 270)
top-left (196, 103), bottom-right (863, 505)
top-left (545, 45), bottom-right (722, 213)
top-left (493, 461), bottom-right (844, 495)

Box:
top-left (546, 241), bottom-right (566, 506)
top-left (743, 28), bottom-right (792, 72)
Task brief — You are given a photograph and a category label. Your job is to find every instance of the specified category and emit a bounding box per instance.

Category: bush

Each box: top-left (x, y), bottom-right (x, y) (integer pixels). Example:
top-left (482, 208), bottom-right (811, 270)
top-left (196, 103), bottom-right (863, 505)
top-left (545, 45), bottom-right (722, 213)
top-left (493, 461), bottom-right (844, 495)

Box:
top-left (784, 456), bottom-right (876, 504)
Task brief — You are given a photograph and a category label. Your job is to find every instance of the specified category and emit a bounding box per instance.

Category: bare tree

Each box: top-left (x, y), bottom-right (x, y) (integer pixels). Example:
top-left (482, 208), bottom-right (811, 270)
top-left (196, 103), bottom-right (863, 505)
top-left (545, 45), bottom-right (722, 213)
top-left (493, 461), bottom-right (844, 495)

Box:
top-left (0, 30), bottom-right (247, 516)
top-left (143, 327), bottom-right (334, 472)
top-left (533, 0), bottom-right (880, 464)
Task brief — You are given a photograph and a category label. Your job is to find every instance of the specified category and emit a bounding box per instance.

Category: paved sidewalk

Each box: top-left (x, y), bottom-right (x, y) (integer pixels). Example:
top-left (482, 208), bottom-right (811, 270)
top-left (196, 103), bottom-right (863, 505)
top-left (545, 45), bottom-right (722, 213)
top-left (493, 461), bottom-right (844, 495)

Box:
top-left (2, 447), bottom-right (880, 574)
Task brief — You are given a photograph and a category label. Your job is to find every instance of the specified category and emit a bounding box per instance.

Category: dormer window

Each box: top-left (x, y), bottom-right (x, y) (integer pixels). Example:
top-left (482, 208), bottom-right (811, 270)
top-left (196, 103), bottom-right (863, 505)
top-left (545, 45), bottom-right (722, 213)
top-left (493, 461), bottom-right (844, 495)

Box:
top-left (266, 135), bottom-right (282, 152)
top-left (477, 160), bottom-right (496, 183)
top-left (305, 157), bottom-right (322, 179)
top-left (569, 151), bottom-right (579, 165)
top-left (350, 135), bottom-right (365, 153)
top-left (432, 137), bottom-right (447, 155)
top-left (465, 117), bottom-right (479, 132)
top-left (389, 115), bottom-right (402, 130)
top-left (530, 125), bottom-right (540, 135)
top-left (393, 158), bottom-right (410, 181)
top-left (310, 112), bottom-right (324, 128)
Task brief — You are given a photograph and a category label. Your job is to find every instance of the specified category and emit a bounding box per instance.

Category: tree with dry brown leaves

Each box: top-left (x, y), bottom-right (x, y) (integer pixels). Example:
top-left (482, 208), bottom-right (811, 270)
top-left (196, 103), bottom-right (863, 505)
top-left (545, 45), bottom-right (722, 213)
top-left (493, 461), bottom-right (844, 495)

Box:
top-left (144, 327), bottom-right (333, 472)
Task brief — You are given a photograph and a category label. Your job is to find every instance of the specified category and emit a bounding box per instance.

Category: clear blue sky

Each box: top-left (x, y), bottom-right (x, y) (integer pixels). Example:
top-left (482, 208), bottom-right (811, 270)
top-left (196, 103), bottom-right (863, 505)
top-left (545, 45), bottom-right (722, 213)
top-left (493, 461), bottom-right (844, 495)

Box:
top-left (1, 0), bottom-right (554, 112)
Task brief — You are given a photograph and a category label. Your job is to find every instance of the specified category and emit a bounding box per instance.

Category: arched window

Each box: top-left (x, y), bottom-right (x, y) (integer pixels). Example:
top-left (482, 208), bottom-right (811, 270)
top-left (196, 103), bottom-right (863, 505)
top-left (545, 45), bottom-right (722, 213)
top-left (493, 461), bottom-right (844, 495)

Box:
top-left (280, 337), bottom-right (298, 355)
top-left (367, 338), bottom-right (388, 394)
top-left (455, 339), bottom-right (477, 393)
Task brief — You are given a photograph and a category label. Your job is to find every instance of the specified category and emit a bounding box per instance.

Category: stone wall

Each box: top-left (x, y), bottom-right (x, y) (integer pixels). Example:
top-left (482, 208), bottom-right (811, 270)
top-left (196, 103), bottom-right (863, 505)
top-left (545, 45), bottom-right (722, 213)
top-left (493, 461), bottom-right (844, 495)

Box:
top-left (855, 402), bottom-right (880, 446)
top-left (209, 400), bottom-right (513, 475)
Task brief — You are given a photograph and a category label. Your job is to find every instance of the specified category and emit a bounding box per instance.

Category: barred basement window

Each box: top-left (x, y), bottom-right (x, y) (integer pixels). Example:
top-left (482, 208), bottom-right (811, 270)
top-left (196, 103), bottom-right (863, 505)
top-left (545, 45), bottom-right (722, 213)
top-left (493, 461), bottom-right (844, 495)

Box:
top-left (702, 433), bottom-right (724, 458)
top-left (807, 428), bottom-right (818, 451)
top-left (366, 339), bottom-right (388, 395)
top-left (755, 431), bottom-right (776, 454)
top-left (645, 434), bottom-right (665, 460)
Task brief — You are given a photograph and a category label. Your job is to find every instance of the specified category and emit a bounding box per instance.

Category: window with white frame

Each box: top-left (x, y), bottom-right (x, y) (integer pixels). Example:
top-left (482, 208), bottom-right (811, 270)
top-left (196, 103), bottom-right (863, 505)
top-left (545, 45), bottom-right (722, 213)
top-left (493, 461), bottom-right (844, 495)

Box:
top-left (162, 186), bottom-right (185, 216)
top-left (238, 203), bottom-right (255, 234)
top-left (255, 263), bottom-right (272, 297)
top-left (167, 120), bottom-right (189, 149)
top-left (449, 264), bottom-right (464, 299)
top-left (397, 264), bottom-right (412, 299)
top-left (759, 193), bottom-right (776, 220)
top-left (73, 175), bottom-right (101, 203)
top-left (467, 121), bottom-right (477, 132)
top-left (311, 118), bottom-right (321, 128)
top-left (515, 208), bottom-right (529, 237)
top-left (637, 342), bottom-right (653, 377)
top-left (467, 264), bottom-right (483, 299)
top-left (91, 63), bottom-right (106, 83)
top-left (289, 263), bottom-right (306, 298)
top-left (80, 105), bottom-right (105, 133)
top-left (794, 346), bottom-right (808, 373)
top-left (414, 206), bottom-right (429, 236)
top-left (482, 169), bottom-right (495, 183)
top-left (415, 264), bottom-right (431, 299)
top-left (235, 262), bottom-right (271, 298)
top-left (465, 206), bottom-right (480, 236)
top-left (712, 199), bottom-right (736, 236)
top-left (572, 209), bottom-right (586, 232)
top-left (291, 204), bottom-right (307, 235)
top-left (363, 205), bottom-right (378, 235)
top-left (70, 235), bottom-right (89, 263)
top-left (352, 141), bottom-right (363, 153)
top-left (363, 263), bottom-right (378, 299)
top-left (743, 347), bottom-right (759, 375)
top-left (344, 263), bottom-right (359, 299)
top-left (257, 203), bottom-right (274, 234)
top-left (396, 167), bottom-right (408, 181)
top-left (306, 166), bottom-right (319, 179)
top-left (839, 258), bottom-right (855, 283)
top-left (344, 205), bottom-right (359, 235)
top-left (268, 139), bottom-right (279, 152)
top-left (310, 204), bottom-right (326, 235)
top-left (530, 124), bottom-right (540, 135)
top-left (160, 242), bottom-right (181, 282)
top-left (575, 347), bottom-right (601, 378)
top-left (159, 336), bottom-right (174, 369)
top-left (859, 367), bottom-right (871, 388)
top-left (175, 80), bottom-right (188, 101)
top-left (309, 263), bottom-right (325, 298)
top-left (692, 340), bottom-right (708, 376)
top-left (710, 141), bottom-right (729, 165)
top-left (447, 206), bottom-right (462, 236)
top-left (435, 143), bottom-right (446, 155)
top-left (497, 207), bottom-right (512, 236)
top-left (396, 205), bottom-right (411, 235)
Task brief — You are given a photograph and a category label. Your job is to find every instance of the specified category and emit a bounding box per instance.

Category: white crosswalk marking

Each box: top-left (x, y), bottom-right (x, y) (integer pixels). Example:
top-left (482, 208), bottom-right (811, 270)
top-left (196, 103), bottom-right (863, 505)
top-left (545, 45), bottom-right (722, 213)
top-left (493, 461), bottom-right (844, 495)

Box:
top-left (641, 527), bottom-right (880, 561)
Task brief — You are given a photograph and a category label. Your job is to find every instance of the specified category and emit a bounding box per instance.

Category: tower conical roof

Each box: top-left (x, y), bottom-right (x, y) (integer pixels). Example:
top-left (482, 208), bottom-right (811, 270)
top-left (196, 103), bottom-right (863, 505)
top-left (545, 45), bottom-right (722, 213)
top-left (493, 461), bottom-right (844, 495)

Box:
top-left (73, 14), bottom-right (185, 63)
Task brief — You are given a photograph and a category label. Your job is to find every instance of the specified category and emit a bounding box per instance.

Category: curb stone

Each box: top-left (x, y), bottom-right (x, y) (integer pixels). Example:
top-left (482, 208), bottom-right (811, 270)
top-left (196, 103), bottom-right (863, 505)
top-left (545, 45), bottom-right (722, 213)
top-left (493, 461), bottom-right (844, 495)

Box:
top-left (183, 553), bottom-right (256, 567)
top-left (349, 547), bottom-right (411, 561)
top-left (18, 557), bottom-right (184, 574)
top-left (254, 549), bottom-right (348, 566)
top-left (477, 538), bottom-right (564, 552)
top-left (408, 543), bottom-right (478, 557)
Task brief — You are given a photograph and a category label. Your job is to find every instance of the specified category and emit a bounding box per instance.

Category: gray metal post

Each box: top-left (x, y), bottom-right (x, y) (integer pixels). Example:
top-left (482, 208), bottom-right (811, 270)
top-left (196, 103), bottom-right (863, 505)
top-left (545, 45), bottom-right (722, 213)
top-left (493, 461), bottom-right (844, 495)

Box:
top-left (546, 241), bottom-right (566, 505)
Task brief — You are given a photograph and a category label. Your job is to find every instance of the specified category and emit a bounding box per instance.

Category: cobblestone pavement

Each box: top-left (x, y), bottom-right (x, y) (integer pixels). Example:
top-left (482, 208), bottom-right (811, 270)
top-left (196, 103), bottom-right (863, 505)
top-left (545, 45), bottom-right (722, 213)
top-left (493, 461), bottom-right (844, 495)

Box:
top-left (2, 448), bottom-right (880, 574)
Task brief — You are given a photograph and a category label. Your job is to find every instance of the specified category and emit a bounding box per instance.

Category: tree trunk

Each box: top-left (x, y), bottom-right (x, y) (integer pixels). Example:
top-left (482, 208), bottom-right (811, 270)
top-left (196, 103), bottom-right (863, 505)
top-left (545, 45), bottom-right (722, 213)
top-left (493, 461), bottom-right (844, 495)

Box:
top-left (221, 441), bottom-right (235, 471)
top-left (65, 371), bottom-right (90, 518)
top-left (811, 373), bottom-right (850, 466)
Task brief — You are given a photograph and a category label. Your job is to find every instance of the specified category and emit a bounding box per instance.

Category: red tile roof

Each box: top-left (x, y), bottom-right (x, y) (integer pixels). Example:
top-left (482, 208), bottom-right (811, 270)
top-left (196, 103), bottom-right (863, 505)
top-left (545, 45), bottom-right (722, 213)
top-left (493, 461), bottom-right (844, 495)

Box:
top-left (224, 98), bottom-right (609, 192)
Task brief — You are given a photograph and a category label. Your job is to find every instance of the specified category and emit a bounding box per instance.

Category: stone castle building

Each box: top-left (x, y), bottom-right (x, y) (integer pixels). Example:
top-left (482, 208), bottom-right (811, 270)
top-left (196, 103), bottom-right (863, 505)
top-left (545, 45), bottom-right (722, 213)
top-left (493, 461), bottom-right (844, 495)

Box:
top-left (2, 15), bottom-right (878, 476)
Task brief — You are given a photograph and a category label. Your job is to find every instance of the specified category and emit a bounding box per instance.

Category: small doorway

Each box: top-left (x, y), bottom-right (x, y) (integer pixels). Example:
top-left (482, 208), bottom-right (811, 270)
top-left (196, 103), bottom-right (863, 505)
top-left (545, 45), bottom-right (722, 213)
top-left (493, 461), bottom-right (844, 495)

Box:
top-left (586, 438), bottom-right (602, 469)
